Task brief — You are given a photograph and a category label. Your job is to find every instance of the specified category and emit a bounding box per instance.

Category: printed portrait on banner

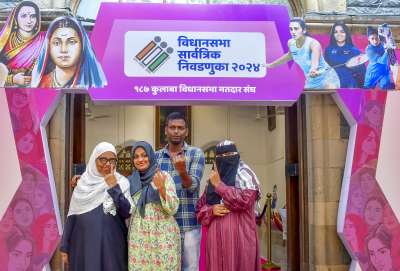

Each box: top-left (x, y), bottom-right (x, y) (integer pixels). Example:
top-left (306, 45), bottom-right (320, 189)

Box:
top-left (324, 22), bottom-right (366, 89)
top-left (266, 17), bottom-right (341, 89)
top-left (31, 16), bottom-right (107, 89)
top-left (0, 1), bottom-right (107, 89)
top-left (266, 18), bottom-right (399, 91)
top-left (0, 1), bottom-right (44, 87)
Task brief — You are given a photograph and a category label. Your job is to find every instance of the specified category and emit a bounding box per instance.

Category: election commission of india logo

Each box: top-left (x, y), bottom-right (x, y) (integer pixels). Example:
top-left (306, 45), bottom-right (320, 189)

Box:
top-left (135, 36), bottom-right (174, 73)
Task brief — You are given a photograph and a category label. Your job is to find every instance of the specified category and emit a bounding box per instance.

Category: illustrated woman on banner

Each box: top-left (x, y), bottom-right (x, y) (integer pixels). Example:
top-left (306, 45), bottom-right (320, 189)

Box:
top-left (15, 134), bottom-right (47, 176)
top-left (344, 214), bottom-right (368, 257)
top-left (347, 183), bottom-right (366, 215)
top-left (11, 198), bottom-right (34, 235)
top-left (324, 22), bottom-right (366, 88)
top-left (31, 213), bottom-right (59, 269)
top-left (353, 126), bottom-right (379, 170)
top-left (266, 17), bottom-right (340, 89)
top-left (7, 89), bottom-right (40, 147)
top-left (31, 16), bottom-right (107, 89)
top-left (352, 166), bottom-right (379, 199)
top-left (364, 197), bottom-right (385, 229)
top-left (0, 1), bottom-right (44, 87)
top-left (18, 165), bottom-right (40, 201)
top-left (362, 100), bottom-right (384, 134)
top-left (5, 234), bottom-right (34, 271)
top-left (32, 183), bottom-right (52, 217)
top-left (366, 225), bottom-right (394, 271)
top-left (0, 209), bottom-right (16, 266)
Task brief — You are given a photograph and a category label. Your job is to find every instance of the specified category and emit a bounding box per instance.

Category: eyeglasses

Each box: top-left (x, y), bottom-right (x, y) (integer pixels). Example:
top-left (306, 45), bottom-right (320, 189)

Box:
top-left (215, 152), bottom-right (238, 158)
top-left (97, 157), bottom-right (117, 165)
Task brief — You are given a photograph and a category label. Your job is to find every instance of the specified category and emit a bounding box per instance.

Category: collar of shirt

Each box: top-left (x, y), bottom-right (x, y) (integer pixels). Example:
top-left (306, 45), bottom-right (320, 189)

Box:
top-left (161, 142), bottom-right (189, 158)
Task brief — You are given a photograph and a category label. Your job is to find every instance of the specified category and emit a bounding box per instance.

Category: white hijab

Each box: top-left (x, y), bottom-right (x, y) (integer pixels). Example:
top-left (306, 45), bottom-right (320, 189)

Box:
top-left (68, 142), bottom-right (131, 216)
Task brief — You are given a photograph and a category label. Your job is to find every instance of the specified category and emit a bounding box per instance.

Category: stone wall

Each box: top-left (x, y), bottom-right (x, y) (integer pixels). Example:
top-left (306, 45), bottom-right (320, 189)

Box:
top-left (303, 0), bottom-right (346, 13)
top-left (347, 0), bottom-right (400, 15)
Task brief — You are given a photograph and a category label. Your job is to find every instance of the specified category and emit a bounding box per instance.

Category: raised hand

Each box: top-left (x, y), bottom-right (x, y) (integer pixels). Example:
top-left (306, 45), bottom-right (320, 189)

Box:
top-left (171, 153), bottom-right (187, 175)
top-left (153, 170), bottom-right (167, 200)
top-left (152, 170), bottom-right (167, 191)
top-left (104, 164), bottom-right (117, 188)
top-left (171, 152), bottom-right (192, 188)
top-left (70, 175), bottom-right (81, 188)
top-left (209, 162), bottom-right (222, 188)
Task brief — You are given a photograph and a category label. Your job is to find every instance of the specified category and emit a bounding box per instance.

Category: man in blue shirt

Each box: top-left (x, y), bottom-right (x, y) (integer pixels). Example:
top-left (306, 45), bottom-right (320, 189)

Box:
top-left (155, 112), bottom-right (205, 271)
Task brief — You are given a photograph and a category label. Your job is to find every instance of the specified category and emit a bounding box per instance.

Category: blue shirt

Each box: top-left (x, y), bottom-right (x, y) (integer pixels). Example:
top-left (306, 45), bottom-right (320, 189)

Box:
top-left (155, 142), bottom-right (205, 232)
top-left (324, 43), bottom-right (366, 88)
top-left (364, 43), bottom-right (394, 89)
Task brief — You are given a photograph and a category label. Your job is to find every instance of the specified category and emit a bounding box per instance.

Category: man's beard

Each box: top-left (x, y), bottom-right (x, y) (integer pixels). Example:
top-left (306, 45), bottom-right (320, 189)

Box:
top-left (169, 138), bottom-right (183, 145)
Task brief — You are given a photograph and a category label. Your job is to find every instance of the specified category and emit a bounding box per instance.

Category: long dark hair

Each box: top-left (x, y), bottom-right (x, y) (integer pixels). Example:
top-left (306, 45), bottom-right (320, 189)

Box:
top-left (329, 21), bottom-right (353, 47)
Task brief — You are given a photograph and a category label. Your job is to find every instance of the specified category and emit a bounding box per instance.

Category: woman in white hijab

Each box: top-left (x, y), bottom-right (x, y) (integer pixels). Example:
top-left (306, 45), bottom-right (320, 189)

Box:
top-left (60, 142), bottom-right (132, 271)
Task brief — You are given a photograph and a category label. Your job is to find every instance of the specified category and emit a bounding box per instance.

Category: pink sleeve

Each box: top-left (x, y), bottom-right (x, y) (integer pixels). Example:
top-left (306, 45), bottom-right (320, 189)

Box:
top-left (196, 192), bottom-right (215, 227)
top-left (215, 182), bottom-right (258, 212)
